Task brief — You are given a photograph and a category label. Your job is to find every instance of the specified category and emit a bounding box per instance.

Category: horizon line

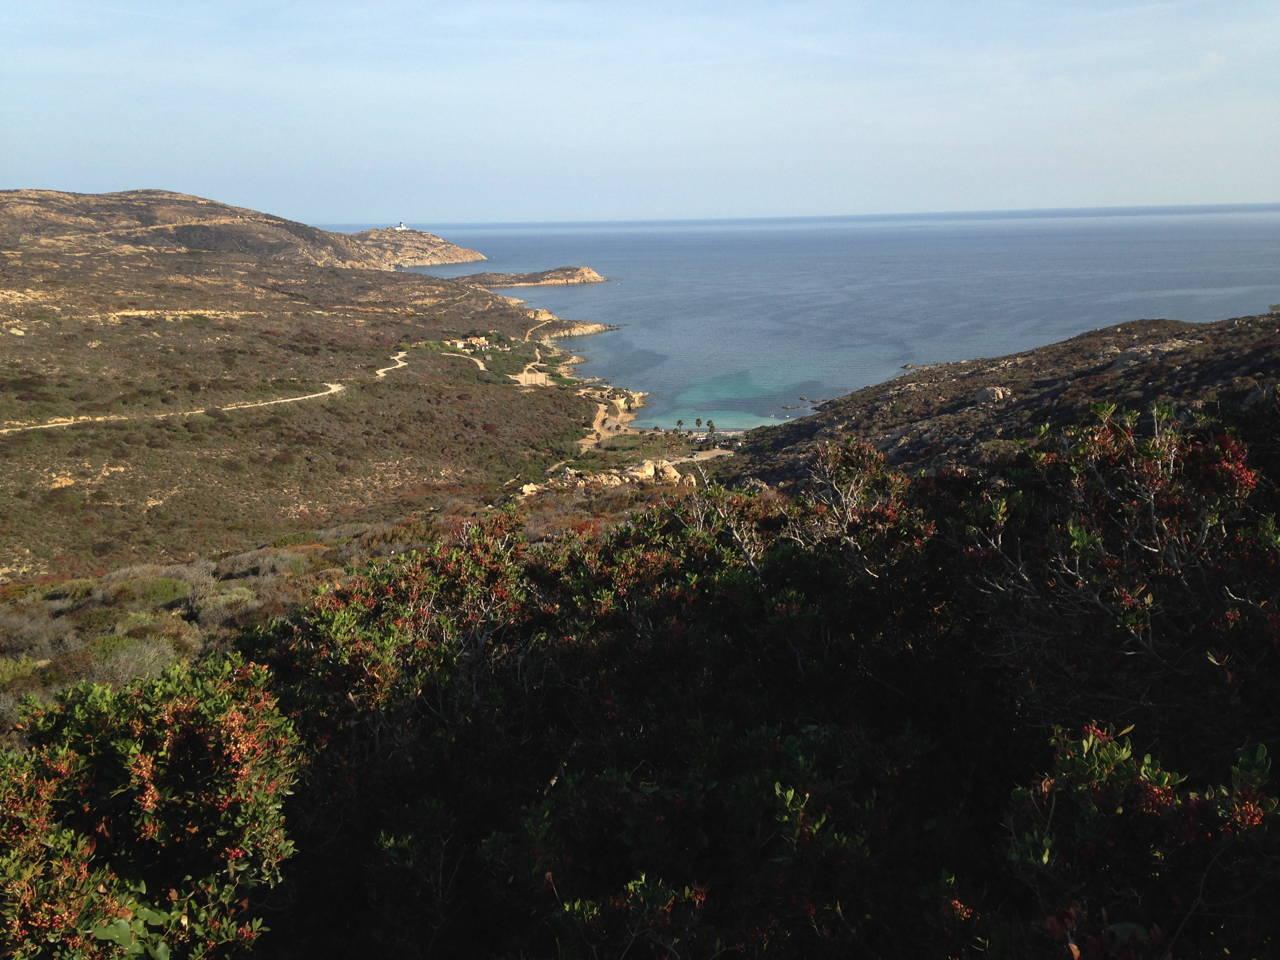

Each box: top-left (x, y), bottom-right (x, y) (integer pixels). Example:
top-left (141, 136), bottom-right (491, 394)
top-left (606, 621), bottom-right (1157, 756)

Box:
top-left (319, 200), bottom-right (1280, 231)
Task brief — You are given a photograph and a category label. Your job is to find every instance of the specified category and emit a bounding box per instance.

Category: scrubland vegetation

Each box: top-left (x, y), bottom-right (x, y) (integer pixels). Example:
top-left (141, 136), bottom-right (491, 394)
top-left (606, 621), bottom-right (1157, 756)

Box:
top-left (0, 344), bottom-right (590, 577)
top-left (0, 191), bottom-right (596, 580)
top-left (4, 394), bottom-right (1278, 958)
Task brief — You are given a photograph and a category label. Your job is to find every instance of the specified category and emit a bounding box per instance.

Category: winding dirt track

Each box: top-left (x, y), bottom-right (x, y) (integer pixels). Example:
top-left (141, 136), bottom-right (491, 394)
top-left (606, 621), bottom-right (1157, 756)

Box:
top-left (0, 383), bottom-right (350, 437)
top-left (375, 350), bottom-right (408, 378)
top-left (0, 351), bottom-right (425, 437)
top-left (524, 316), bottom-right (554, 341)
top-left (2, 333), bottom-right (540, 438)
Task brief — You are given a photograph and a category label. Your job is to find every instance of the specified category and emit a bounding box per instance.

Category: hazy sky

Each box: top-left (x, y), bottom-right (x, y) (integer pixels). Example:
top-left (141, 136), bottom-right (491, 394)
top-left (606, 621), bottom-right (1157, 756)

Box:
top-left (3, 1), bottom-right (1278, 223)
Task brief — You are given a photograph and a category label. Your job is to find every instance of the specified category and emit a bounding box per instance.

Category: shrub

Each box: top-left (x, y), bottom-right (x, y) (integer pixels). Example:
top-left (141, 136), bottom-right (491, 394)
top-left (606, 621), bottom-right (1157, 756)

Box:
top-left (950, 406), bottom-right (1280, 770)
top-left (42, 579), bottom-right (95, 603)
top-left (0, 607), bottom-right (70, 660)
top-left (1005, 726), bottom-right (1280, 957)
top-left (0, 656), bottom-right (42, 692)
top-left (85, 632), bottom-right (181, 688)
top-left (0, 656), bottom-right (299, 957)
top-left (248, 463), bottom-right (983, 957)
top-left (195, 586), bottom-right (260, 631)
top-left (106, 577), bottom-right (192, 610)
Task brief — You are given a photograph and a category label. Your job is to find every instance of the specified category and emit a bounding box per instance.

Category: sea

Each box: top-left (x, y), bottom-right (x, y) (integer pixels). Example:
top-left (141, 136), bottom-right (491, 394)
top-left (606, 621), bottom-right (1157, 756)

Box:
top-left (329, 206), bottom-right (1280, 430)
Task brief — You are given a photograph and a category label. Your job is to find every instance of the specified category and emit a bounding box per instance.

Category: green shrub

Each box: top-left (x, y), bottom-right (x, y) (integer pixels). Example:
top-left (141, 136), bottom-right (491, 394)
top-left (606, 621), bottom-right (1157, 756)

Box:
top-left (108, 577), bottom-right (193, 610)
top-left (0, 656), bottom-right (299, 957)
top-left (1005, 726), bottom-right (1280, 957)
top-left (0, 655), bottom-right (42, 691)
top-left (42, 578), bottom-right (95, 603)
top-left (942, 406), bottom-right (1280, 770)
top-left (196, 586), bottom-right (260, 630)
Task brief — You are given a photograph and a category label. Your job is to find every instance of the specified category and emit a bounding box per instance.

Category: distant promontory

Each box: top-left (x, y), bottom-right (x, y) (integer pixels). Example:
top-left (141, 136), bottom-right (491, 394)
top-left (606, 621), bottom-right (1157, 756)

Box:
top-left (457, 265), bottom-right (606, 288)
top-left (347, 225), bottom-right (486, 268)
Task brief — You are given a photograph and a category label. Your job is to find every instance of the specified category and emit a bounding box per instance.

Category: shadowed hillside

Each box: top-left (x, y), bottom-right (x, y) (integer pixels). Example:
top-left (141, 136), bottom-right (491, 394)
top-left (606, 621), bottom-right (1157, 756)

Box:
top-left (725, 312), bottom-right (1280, 484)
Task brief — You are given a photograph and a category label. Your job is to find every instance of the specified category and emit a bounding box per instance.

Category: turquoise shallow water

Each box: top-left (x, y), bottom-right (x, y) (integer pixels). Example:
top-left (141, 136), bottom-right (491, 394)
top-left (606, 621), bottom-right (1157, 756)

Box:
top-left (333, 208), bottom-right (1280, 430)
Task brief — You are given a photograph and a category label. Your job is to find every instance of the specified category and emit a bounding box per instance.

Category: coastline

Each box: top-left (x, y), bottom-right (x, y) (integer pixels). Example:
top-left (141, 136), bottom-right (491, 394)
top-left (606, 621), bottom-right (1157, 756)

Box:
top-left (513, 305), bottom-right (645, 450)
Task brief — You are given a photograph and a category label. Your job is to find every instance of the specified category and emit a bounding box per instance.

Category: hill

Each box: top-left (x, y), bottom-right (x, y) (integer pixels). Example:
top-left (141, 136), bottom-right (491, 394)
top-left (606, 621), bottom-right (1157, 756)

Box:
top-left (727, 312), bottom-right (1280, 484)
top-left (345, 225), bottom-right (486, 269)
top-left (0, 188), bottom-right (484, 268)
top-left (0, 190), bottom-right (611, 580)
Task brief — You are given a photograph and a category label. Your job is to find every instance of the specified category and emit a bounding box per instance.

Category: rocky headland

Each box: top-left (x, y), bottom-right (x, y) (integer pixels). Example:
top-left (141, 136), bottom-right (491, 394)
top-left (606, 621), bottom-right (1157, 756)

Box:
top-left (458, 265), bottom-right (605, 288)
top-left (346, 225), bottom-right (485, 268)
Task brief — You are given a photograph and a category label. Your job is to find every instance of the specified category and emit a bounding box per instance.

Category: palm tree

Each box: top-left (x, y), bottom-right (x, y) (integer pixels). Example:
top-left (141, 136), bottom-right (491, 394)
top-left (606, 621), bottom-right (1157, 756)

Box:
top-left (695, 418), bottom-right (703, 430)
top-left (675, 419), bottom-right (684, 432)
top-left (706, 420), bottom-right (716, 436)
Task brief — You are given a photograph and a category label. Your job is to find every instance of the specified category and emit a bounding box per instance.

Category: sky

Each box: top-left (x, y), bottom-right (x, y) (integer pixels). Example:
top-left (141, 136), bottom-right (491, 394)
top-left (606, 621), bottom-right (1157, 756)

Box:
top-left (2, 1), bottom-right (1278, 223)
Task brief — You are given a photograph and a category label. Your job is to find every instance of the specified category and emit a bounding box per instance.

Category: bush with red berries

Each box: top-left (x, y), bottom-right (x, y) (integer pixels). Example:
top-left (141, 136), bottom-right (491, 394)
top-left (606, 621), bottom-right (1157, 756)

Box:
top-left (1005, 725), bottom-right (1279, 958)
top-left (0, 656), bottom-right (298, 958)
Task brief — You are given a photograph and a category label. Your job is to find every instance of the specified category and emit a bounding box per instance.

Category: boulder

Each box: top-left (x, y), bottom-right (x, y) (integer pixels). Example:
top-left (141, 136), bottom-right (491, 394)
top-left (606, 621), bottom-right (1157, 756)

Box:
top-left (656, 461), bottom-right (683, 483)
top-left (972, 385), bottom-right (1012, 403)
top-left (1110, 338), bottom-right (1201, 369)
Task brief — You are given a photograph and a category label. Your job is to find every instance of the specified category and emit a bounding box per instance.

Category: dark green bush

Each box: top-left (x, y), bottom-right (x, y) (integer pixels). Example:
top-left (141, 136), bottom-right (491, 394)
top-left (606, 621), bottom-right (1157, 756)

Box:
top-left (0, 656), bottom-right (299, 957)
top-left (1004, 726), bottom-right (1279, 957)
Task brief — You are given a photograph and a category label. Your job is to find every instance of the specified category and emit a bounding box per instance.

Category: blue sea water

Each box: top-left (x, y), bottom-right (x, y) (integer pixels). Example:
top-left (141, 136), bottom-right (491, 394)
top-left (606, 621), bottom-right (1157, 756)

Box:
top-left (334, 207), bottom-right (1280, 430)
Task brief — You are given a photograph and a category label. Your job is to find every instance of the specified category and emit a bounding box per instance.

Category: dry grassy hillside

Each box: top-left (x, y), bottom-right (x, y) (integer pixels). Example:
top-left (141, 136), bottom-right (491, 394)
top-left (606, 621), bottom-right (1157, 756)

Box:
top-left (0, 190), bottom-right (593, 579)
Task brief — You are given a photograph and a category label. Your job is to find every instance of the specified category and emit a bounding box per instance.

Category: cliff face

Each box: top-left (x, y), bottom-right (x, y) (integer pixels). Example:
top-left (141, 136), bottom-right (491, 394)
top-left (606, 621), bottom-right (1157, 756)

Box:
top-left (457, 265), bottom-right (605, 288)
top-left (0, 189), bottom-right (483, 269)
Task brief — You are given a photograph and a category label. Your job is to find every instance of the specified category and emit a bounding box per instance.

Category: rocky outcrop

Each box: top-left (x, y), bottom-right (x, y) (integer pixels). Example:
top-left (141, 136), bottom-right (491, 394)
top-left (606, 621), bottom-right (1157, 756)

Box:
top-left (458, 266), bottom-right (605, 288)
top-left (519, 459), bottom-right (693, 497)
top-left (547, 321), bottom-right (616, 338)
top-left (345, 227), bottom-right (485, 268)
top-left (1108, 338), bottom-right (1202, 369)
top-left (633, 459), bottom-right (684, 483)
top-left (972, 385), bottom-right (1013, 403)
